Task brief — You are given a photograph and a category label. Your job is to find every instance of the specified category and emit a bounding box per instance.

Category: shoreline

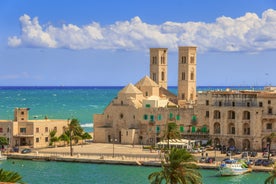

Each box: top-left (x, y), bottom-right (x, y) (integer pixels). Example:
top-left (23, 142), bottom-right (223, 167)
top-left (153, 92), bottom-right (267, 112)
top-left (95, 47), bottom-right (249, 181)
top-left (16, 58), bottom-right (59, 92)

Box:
top-left (4, 143), bottom-right (274, 172)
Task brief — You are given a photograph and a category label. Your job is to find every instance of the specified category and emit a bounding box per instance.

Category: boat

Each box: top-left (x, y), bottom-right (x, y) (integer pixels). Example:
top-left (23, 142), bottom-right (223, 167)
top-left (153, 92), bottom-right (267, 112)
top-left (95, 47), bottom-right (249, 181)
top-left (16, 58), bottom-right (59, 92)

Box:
top-left (0, 151), bottom-right (7, 161)
top-left (218, 158), bottom-right (252, 176)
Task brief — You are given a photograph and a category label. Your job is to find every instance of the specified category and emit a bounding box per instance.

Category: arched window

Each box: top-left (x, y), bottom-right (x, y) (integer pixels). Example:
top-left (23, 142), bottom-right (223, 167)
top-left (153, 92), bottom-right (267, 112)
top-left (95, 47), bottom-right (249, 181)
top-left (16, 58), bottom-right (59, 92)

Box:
top-left (190, 72), bottom-right (194, 80)
top-left (214, 122), bottom-right (220, 134)
top-left (228, 110), bottom-right (235, 119)
top-left (182, 72), bottom-right (185, 80)
top-left (228, 123), bottom-right (235, 134)
top-left (214, 110), bottom-right (221, 119)
top-left (243, 111), bottom-right (250, 120)
top-left (161, 71), bottom-right (165, 81)
top-left (243, 123), bottom-right (250, 135)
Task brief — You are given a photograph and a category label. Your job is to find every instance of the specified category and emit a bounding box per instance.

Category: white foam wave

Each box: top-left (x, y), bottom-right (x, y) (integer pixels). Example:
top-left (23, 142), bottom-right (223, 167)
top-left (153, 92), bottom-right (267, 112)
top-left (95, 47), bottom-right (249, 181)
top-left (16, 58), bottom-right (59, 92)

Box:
top-left (81, 123), bottom-right (93, 128)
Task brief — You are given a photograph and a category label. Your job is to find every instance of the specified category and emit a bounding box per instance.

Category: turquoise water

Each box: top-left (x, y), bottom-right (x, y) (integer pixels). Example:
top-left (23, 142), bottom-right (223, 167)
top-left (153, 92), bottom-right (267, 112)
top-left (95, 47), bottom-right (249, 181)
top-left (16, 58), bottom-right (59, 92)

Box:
top-left (0, 159), bottom-right (270, 184)
top-left (0, 86), bottom-right (268, 183)
top-left (0, 86), bottom-right (264, 132)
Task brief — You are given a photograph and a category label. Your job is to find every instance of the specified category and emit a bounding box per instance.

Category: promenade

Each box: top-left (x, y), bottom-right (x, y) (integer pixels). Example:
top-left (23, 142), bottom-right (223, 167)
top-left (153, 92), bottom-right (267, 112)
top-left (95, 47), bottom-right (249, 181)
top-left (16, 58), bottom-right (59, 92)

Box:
top-left (5, 143), bottom-right (274, 172)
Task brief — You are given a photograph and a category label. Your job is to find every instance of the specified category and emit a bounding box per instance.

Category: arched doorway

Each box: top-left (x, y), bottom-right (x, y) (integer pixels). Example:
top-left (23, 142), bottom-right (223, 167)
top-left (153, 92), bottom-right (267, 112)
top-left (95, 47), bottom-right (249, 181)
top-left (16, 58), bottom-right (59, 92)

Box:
top-left (214, 138), bottom-right (220, 147)
top-left (242, 139), bottom-right (250, 151)
top-left (228, 138), bottom-right (235, 147)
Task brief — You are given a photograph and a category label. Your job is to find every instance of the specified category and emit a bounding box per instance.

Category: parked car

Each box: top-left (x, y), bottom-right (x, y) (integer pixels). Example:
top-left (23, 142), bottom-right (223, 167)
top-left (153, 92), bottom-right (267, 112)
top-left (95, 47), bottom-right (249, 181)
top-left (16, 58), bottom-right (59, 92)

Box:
top-left (205, 157), bottom-right (215, 163)
top-left (21, 148), bottom-right (32, 154)
top-left (255, 159), bottom-right (264, 166)
top-left (262, 159), bottom-right (274, 167)
top-left (250, 151), bottom-right (258, 157)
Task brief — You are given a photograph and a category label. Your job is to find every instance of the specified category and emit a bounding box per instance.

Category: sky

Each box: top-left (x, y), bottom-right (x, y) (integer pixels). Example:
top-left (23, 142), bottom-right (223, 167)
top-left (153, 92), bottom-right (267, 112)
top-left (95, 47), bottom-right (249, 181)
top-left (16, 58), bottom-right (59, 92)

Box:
top-left (0, 0), bottom-right (276, 87)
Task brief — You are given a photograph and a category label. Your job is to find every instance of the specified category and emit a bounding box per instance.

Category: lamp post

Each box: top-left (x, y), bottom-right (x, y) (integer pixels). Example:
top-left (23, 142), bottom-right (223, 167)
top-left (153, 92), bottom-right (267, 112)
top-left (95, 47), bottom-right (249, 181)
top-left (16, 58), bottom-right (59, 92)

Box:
top-left (111, 138), bottom-right (117, 158)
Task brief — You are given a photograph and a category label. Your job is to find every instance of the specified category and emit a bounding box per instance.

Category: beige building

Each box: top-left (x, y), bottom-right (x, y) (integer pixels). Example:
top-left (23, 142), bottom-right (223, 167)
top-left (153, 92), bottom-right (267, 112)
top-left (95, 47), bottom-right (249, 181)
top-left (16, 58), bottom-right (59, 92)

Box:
top-left (93, 46), bottom-right (276, 152)
top-left (0, 108), bottom-right (69, 149)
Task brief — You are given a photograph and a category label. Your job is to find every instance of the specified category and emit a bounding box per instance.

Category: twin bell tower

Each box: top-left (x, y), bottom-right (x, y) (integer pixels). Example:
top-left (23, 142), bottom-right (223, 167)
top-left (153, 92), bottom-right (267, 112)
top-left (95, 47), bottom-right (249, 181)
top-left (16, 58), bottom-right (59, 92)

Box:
top-left (149, 46), bottom-right (197, 106)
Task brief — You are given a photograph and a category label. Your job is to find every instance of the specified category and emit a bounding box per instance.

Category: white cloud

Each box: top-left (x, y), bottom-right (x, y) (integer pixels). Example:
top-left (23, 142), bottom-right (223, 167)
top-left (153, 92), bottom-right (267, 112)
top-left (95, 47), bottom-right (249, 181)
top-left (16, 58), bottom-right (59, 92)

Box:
top-left (7, 9), bottom-right (276, 53)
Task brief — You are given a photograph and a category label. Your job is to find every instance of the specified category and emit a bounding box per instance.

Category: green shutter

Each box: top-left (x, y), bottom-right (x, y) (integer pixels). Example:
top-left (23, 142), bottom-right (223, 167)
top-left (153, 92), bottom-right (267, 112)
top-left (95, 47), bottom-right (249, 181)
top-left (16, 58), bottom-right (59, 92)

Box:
top-left (144, 114), bottom-right (148, 120)
top-left (176, 115), bottom-right (180, 120)
top-left (146, 104), bottom-right (151, 108)
top-left (169, 113), bottom-right (173, 119)
top-left (150, 115), bottom-right (154, 121)
top-left (158, 114), bottom-right (162, 120)
top-left (180, 126), bottom-right (184, 132)
top-left (192, 126), bottom-right (196, 133)
top-left (156, 126), bottom-right (160, 133)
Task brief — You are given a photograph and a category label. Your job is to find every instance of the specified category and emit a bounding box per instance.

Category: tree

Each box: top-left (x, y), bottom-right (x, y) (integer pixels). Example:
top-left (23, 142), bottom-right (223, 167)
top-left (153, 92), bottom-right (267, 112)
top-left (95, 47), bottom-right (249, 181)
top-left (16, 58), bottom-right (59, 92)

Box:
top-left (148, 148), bottom-right (202, 184)
top-left (265, 133), bottom-right (276, 160)
top-left (163, 122), bottom-right (180, 150)
top-left (81, 132), bottom-right (92, 144)
top-left (265, 163), bottom-right (276, 184)
top-left (68, 118), bottom-right (84, 156)
top-left (59, 132), bottom-right (70, 146)
top-left (0, 168), bottom-right (24, 184)
top-left (49, 130), bottom-right (59, 146)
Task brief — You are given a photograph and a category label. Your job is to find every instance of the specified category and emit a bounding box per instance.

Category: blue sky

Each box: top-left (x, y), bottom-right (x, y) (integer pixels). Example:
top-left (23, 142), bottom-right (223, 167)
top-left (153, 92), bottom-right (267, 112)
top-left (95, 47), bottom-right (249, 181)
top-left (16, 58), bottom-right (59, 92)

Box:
top-left (0, 0), bottom-right (276, 86)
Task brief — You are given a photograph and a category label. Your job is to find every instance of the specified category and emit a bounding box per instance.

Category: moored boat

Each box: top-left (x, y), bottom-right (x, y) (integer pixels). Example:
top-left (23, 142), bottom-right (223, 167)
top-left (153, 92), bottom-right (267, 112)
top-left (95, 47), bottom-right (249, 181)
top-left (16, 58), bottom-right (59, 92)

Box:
top-left (219, 159), bottom-right (252, 176)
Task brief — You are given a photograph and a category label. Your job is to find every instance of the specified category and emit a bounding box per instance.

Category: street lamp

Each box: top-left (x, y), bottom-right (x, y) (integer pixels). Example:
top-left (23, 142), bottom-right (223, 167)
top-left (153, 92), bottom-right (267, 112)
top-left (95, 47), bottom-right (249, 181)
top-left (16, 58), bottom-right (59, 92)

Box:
top-left (111, 138), bottom-right (117, 158)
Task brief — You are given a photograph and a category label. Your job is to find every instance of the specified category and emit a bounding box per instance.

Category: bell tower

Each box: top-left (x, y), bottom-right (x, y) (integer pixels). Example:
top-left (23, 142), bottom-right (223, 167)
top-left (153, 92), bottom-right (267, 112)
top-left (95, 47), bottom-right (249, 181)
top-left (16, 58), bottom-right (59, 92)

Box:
top-left (177, 46), bottom-right (197, 104)
top-left (149, 48), bottom-right (168, 89)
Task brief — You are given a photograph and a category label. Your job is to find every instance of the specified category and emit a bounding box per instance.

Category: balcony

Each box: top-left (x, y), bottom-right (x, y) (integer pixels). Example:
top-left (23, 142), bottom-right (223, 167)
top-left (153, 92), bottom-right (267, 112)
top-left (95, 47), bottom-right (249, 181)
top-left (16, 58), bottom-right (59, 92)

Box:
top-left (14, 133), bottom-right (34, 138)
top-left (262, 113), bottom-right (276, 119)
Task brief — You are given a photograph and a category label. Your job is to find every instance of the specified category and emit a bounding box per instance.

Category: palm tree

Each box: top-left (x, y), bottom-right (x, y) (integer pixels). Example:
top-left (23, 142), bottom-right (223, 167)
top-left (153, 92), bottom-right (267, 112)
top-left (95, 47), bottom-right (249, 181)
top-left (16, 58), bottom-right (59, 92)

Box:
top-left (81, 132), bottom-right (92, 144)
top-left (148, 148), bottom-right (202, 184)
top-left (49, 130), bottom-right (59, 146)
top-left (0, 168), bottom-right (24, 184)
top-left (68, 118), bottom-right (84, 156)
top-left (264, 133), bottom-right (276, 160)
top-left (164, 122), bottom-right (180, 150)
top-left (265, 163), bottom-right (276, 184)
top-left (59, 132), bottom-right (70, 146)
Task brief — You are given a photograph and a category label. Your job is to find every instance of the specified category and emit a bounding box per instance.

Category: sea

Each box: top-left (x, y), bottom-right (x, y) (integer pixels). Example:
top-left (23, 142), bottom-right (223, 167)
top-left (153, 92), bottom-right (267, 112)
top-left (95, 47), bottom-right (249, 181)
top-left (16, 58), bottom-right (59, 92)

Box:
top-left (0, 86), bottom-right (269, 184)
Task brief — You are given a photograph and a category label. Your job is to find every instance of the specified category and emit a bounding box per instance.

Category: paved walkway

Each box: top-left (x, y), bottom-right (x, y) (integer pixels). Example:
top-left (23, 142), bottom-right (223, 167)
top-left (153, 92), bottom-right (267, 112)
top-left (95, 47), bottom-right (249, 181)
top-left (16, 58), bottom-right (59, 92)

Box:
top-left (7, 143), bottom-right (274, 171)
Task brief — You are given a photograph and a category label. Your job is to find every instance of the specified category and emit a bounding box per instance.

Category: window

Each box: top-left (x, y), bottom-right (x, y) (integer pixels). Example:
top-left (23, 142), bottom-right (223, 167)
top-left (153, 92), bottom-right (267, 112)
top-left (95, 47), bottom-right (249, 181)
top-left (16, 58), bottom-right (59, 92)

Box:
top-left (152, 56), bottom-right (157, 64)
top-left (161, 71), bottom-right (165, 81)
top-left (180, 126), bottom-right (184, 133)
top-left (0, 128), bottom-right (2, 133)
top-left (152, 73), bottom-right (156, 82)
top-left (20, 128), bottom-right (26, 133)
top-left (247, 102), bottom-right (250, 107)
top-left (206, 100), bottom-right (209, 106)
top-left (219, 101), bottom-right (222, 106)
top-left (267, 123), bottom-right (272, 130)
top-left (156, 126), bottom-right (160, 133)
top-left (145, 91), bottom-right (148, 96)
top-left (181, 56), bottom-right (186, 64)
top-left (176, 115), bottom-right (180, 120)
top-left (45, 137), bottom-right (48, 142)
top-left (126, 131), bottom-right (128, 136)
top-left (232, 102), bottom-right (235, 107)
top-left (214, 110), bottom-right (221, 119)
top-left (54, 127), bottom-right (57, 131)
top-left (169, 113), bottom-right (174, 119)
top-left (243, 111), bottom-right (250, 120)
top-left (228, 111), bottom-right (235, 119)
top-left (181, 93), bottom-right (185, 100)
top-left (182, 72), bottom-right (185, 80)
top-left (143, 114), bottom-right (148, 120)
top-left (36, 138), bottom-right (39, 143)
top-left (205, 111), bottom-right (209, 118)
top-left (121, 101), bottom-right (123, 105)
top-left (36, 128), bottom-right (39, 133)
top-left (145, 104), bottom-right (151, 108)
top-left (45, 127), bottom-right (48, 132)
top-left (120, 113), bottom-right (124, 119)
top-left (190, 72), bottom-right (194, 80)
top-left (150, 115), bottom-right (154, 121)
top-left (21, 111), bottom-right (24, 115)
top-left (268, 108), bottom-right (273, 114)
top-left (268, 100), bottom-right (271, 105)
top-left (190, 56), bottom-right (195, 64)
top-left (158, 114), bottom-right (162, 120)
top-left (259, 102), bottom-right (263, 107)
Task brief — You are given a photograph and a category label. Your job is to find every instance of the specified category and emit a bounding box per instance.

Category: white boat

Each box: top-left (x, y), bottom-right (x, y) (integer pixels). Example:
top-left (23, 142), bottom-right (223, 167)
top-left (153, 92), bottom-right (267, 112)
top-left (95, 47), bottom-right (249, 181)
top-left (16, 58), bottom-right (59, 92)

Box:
top-left (0, 151), bottom-right (7, 160)
top-left (219, 159), bottom-right (252, 176)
